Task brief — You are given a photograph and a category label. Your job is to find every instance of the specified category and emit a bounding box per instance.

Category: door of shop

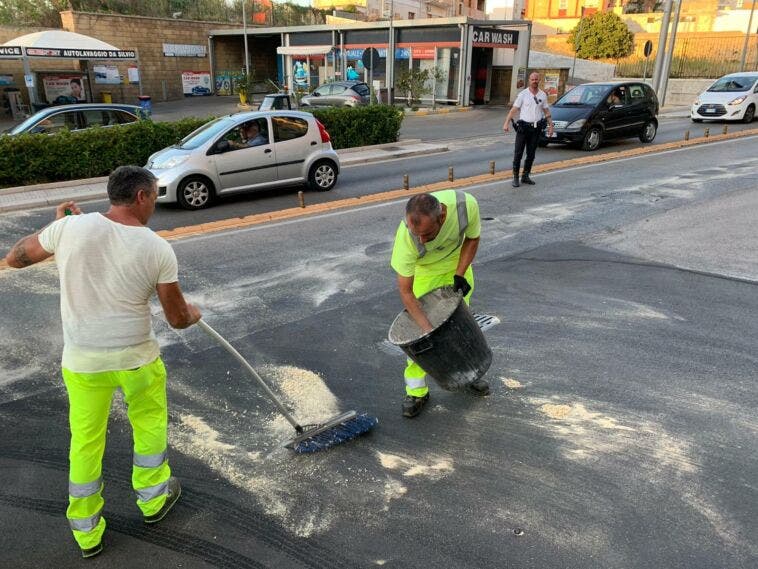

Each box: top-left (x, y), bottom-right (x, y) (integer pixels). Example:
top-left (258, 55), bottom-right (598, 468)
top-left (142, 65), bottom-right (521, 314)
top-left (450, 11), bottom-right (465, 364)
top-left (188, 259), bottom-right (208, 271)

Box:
top-left (489, 68), bottom-right (512, 104)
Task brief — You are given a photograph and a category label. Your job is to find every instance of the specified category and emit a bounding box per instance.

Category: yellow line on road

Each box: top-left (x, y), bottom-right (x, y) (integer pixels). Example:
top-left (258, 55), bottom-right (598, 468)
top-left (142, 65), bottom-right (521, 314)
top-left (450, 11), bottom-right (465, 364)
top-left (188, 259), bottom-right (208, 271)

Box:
top-left (1, 126), bottom-right (757, 273)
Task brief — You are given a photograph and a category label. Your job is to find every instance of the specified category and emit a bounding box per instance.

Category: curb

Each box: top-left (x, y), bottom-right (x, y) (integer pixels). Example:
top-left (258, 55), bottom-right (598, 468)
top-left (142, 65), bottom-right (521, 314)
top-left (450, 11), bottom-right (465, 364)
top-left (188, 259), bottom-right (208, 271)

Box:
top-left (404, 107), bottom-right (472, 117)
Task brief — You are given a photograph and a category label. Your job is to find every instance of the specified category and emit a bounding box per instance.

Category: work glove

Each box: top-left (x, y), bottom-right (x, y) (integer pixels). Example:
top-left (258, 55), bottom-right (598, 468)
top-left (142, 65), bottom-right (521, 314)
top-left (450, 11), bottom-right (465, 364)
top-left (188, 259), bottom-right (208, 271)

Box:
top-left (453, 275), bottom-right (471, 297)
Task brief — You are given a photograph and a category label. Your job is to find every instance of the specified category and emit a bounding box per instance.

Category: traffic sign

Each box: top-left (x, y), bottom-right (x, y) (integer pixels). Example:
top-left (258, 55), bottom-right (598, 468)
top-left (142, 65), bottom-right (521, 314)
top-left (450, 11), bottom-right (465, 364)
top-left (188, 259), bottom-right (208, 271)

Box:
top-left (643, 40), bottom-right (653, 58)
top-left (362, 48), bottom-right (380, 70)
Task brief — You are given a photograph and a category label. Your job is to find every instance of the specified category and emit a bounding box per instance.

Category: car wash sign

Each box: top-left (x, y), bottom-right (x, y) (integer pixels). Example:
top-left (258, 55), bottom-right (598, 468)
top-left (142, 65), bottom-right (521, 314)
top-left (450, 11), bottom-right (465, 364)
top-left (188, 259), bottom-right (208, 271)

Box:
top-left (472, 27), bottom-right (519, 49)
top-left (0, 46), bottom-right (22, 58)
top-left (24, 47), bottom-right (137, 59)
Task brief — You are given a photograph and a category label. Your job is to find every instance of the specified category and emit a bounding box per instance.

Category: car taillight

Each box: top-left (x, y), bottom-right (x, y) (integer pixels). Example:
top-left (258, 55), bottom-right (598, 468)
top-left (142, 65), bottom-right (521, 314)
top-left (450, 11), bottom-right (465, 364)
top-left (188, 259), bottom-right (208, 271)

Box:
top-left (316, 119), bottom-right (331, 143)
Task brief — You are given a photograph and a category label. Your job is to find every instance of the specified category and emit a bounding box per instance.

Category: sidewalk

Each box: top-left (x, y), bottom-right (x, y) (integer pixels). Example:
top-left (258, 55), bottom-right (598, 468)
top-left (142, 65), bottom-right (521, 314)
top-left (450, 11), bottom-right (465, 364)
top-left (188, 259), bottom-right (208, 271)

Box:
top-left (0, 140), bottom-right (448, 213)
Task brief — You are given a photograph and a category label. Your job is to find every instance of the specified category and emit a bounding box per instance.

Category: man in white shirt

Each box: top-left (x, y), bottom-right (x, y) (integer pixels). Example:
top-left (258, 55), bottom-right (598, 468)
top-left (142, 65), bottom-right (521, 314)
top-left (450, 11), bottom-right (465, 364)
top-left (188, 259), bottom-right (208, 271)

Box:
top-left (503, 72), bottom-right (554, 188)
top-left (4, 165), bottom-right (201, 559)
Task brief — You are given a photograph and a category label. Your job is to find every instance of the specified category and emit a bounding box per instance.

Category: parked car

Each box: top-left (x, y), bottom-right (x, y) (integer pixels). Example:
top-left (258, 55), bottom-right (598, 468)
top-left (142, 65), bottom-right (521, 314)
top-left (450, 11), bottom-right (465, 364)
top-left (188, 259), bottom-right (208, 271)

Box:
top-left (191, 86), bottom-right (212, 96)
top-left (258, 92), bottom-right (294, 111)
top-left (146, 110), bottom-right (339, 210)
top-left (690, 72), bottom-right (758, 123)
top-left (5, 103), bottom-right (145, 135)
top-left (539, 81), bottom-right (659, 151)
top-left (299, 81), bottom-right (370, 107)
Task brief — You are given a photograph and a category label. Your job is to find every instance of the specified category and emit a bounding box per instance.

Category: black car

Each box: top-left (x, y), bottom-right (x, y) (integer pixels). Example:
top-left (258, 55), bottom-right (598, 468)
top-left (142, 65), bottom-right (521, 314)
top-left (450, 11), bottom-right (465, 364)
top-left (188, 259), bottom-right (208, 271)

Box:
top-left (540, 81), bottom-right (659, 151)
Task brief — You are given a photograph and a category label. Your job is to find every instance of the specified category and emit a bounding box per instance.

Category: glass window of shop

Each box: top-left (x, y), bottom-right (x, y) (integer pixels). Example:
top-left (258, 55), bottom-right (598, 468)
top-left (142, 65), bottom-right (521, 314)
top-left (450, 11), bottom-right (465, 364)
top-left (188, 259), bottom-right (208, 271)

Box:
top-left (291, 54), bottom-right (335, 91)
top-left (396, 46), bottom-right (460, 103)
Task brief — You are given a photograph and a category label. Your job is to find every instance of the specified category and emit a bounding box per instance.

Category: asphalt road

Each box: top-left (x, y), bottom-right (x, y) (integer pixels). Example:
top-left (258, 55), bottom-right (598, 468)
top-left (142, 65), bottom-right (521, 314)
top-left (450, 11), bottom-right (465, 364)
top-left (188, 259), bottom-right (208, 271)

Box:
top-left (1, 113), bottom-right (754, 253)
top-left (1, 137), bottom-right (756, 568)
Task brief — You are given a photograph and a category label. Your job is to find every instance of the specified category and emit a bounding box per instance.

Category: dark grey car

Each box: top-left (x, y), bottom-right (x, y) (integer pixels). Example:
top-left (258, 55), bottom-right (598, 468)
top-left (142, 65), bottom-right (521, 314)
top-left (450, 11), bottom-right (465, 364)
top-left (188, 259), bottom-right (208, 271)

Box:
top-left (6, 103), bottom-right (144, 135)
top-left (300, 81), bottom-right (370, 108)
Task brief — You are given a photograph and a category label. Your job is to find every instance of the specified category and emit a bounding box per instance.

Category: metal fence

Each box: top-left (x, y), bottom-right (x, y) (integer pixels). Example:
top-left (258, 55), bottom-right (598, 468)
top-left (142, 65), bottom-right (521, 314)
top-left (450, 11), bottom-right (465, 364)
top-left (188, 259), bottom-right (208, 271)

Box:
top-left (616, 34), bottom-right (758, 78)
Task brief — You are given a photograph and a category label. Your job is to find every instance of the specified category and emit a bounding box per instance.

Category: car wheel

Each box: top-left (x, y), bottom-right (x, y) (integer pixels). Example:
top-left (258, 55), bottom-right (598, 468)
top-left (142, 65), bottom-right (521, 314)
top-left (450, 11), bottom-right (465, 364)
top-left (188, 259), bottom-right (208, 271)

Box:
top-left (741, 104), bottom-right (755, 123)
top-left (639, 120), bottom-right (657, 143)
top-left (581, 126), bottom-right (602, 151)
top-left (308, 160), bottom-right (338, 191)
top-left (691, 118), bottom-right (703, 123)
top-left (177, 176), bottom-right (214, 210)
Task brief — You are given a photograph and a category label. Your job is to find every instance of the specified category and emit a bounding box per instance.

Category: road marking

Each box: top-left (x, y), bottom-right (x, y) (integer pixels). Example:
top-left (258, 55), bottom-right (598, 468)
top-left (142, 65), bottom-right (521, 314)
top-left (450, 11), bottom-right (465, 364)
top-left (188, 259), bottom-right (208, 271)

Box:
top-left (1, 128), bottom-right (756, 270)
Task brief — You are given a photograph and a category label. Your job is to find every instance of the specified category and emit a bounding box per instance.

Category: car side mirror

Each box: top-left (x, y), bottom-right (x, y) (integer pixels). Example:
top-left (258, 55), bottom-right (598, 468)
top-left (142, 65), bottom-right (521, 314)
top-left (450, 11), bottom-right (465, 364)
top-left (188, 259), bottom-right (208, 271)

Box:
top-left (312, 91), bottom-right (321, 97)
top-left (215, 140), bottom-right (230, 154)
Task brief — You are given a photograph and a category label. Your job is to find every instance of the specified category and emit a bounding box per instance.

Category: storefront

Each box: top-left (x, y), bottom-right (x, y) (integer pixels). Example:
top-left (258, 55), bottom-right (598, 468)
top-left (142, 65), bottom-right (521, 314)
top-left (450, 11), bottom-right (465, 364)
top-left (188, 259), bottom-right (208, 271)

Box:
top-left (209, 17), bottom-right (532, 106)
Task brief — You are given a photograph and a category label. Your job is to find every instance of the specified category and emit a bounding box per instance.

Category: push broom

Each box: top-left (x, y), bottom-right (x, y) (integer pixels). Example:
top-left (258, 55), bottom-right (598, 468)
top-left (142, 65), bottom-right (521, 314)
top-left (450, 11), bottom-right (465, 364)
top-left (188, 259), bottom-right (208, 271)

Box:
top-left (198, 320), bottom-right (378, 453)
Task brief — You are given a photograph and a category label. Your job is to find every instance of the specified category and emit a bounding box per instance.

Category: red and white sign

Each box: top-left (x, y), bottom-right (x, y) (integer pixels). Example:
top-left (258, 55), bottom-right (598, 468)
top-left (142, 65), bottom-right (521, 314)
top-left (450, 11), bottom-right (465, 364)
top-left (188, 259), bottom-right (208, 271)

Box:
top-left (181, 71), bottom-right (212, 96)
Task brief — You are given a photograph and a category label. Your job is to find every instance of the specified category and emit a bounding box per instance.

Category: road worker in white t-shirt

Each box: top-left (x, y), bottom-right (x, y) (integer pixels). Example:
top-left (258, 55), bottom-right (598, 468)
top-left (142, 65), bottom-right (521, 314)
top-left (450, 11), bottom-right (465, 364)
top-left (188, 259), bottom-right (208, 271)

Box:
top-left (3, 165), bottom-right (201, 559)
top-left (503, 72), bottom-right (555, 188)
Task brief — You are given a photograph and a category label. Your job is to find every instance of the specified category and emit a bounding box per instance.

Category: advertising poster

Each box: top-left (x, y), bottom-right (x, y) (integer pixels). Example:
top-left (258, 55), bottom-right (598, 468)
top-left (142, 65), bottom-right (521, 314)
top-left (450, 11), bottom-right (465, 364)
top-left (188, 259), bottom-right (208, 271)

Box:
top-left (215, 72), bottom-right (233, 95)
top-left (42, 74), bottom-right (87, 103)
top-left (516, 67), bottom-right (526, 89)
top-left (93, 64), bottom-right (121, 85)
top-left (127, 66), bottom-right (140, 84)
top-left (182, 71), bottom-right (212, 96)
top-left (543, 71), bottom-right (560, 101)
top-left (0, 75), bottom-right (14, 86)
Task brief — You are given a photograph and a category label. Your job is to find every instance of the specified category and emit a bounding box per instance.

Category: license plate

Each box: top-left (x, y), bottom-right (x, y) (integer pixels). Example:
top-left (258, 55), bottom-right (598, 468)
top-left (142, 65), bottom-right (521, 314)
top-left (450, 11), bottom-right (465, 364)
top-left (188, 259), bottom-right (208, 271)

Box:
top-left (705, 108), bottom-right (716, 113)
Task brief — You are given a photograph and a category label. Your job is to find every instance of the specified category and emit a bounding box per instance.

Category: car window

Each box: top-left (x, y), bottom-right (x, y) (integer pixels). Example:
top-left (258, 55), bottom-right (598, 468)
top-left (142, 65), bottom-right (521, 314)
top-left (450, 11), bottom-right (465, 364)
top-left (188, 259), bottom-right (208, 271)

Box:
top-left (352, 83), bottom-right (369, 96)
top-left (332, 84), bottom-right (347, 94)
top-left (272, 116), bottom-right (309, 142)
top-left (314, 85), bottom-right (332, 96)
top-left (629, 85), bottom-right (645, 100)
top-left (114, 110), bottom-right (139, 124)
top-left (81, 109), bottom-right (122, 127)
top-left (707, 75), bottom-right (755, 92)
top-left (31, 112), bottom-right (77, 134)
top-left (606, 86), bottom-right (629, 107)
top-left (555, 85), bottom-right (606, 106)
top-left (219, 118), bottom-right (269, 151)
top-left (754, 81), bottom-right (758, 93)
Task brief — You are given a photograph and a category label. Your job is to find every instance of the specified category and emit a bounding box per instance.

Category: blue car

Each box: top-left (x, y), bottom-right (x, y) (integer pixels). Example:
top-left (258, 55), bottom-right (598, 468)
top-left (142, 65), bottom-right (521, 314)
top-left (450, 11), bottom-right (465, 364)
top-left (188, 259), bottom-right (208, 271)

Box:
top-left (191, 86), bottom-right (211, 96)
top-left (5, 103), bottom-right (146, 135)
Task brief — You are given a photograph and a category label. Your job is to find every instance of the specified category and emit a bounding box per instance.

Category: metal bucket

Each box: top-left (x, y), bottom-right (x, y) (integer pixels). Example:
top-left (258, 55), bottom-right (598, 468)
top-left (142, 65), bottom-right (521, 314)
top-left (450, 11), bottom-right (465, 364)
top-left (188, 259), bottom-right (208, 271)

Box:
top-left (387, 287), bottom-right (493, 391)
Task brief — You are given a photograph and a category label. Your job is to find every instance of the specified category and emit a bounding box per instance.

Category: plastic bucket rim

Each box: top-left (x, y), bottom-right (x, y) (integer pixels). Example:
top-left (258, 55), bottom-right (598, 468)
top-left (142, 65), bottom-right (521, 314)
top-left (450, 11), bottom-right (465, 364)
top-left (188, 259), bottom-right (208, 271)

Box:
top-left (387, 287), bottom-right (464, 347)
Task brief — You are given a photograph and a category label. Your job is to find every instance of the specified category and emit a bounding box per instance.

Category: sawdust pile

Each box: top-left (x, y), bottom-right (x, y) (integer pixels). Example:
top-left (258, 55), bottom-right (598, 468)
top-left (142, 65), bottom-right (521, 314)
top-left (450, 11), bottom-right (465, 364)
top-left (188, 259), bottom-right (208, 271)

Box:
top-left (376, 451), bottom-right (454, 479)
top-left (501, 377), bottom-right (523, 389)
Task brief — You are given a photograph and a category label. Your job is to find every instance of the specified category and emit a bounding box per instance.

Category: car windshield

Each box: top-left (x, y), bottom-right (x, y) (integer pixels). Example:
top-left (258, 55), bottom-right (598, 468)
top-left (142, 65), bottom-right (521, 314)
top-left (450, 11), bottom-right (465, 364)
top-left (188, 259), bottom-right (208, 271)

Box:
top-left (554, 85), bottom-right (610, 106)
top-left (707, 76), bottom-right (756, 92)
top-left (178, 117), bottom-right (237, 149)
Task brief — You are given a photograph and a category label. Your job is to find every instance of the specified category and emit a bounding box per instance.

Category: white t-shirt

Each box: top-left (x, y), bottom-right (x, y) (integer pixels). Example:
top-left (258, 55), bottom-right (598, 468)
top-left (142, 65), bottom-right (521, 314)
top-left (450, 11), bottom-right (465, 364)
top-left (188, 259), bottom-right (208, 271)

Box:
top-left (38, 213), bottom-right (178, 373)
top-left (513, 88), bottom-right (549, 124)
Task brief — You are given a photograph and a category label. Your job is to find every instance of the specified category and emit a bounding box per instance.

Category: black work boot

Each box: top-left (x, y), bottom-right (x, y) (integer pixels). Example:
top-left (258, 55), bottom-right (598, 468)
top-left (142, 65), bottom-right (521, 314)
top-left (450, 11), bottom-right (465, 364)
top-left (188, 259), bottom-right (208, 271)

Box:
top-left (521, 172), bottom-right (535, 185)
top-left (144, 477), bottom-right (182, 524)
top-left (512, 169), bottom-right (520, 188)
top-left (81, 543), bottom-right (103, 559)
top-left (466, 379), bottom-right (490, 396)
top-left (402, 393), bottom-right (430, 418)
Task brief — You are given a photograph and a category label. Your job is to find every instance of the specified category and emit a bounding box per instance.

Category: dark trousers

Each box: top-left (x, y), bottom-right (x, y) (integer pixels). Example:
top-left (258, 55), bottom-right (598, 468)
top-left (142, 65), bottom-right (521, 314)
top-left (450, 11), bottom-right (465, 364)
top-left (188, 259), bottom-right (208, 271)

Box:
top-left (512, 123), bottom-right (540, 175)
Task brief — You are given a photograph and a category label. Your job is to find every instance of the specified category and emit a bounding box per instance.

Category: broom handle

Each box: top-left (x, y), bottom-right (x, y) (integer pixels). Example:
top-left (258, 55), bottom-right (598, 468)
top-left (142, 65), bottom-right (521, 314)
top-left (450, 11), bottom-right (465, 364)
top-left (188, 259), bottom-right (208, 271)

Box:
top-left (197, 319), bottom-right (303, 432)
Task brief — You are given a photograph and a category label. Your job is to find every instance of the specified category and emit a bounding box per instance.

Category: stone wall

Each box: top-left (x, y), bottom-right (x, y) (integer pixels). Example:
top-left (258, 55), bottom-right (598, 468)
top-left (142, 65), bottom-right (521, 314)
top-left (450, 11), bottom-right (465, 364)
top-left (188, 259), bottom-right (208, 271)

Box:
top-left (61, 11), bottom-right (240, 103)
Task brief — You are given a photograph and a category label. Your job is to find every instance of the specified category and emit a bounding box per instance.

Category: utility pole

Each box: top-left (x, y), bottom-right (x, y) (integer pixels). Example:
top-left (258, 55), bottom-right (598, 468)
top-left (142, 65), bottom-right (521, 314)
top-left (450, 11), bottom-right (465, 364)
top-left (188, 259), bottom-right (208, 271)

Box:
top-left (242, 0), bottom-right (250, 77)
top-left (652, 0), bottom-right (673, 95)
top-left (388, 0), bottom-right (395, 104)
top-left (739, 0), bottom-right (756, 71)
top-left (658, 0), bottom-right (682, 107)
top-left (570, 6), bottom-right (585, 85)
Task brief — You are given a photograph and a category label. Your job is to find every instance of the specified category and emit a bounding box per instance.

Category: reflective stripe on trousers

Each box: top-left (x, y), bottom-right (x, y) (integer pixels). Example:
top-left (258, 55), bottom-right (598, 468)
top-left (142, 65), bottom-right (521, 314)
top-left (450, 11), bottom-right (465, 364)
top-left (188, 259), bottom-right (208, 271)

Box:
top-left (63, 357), bottom-right (171, 549)
top-left (403, 266), bottom-right (474, 396)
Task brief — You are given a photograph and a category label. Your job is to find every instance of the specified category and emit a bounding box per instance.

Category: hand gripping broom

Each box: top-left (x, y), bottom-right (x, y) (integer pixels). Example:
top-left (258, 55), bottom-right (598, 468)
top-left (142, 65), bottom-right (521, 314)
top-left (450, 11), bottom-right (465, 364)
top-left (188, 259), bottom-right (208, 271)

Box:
top-left (198, 320), bottom-right (377, 453)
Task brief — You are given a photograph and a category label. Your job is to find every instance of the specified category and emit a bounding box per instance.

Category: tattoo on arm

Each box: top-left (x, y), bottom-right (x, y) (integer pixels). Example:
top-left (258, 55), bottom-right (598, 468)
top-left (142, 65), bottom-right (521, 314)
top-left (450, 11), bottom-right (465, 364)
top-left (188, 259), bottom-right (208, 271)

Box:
top-left (11, 239), bottom-right (34, 267)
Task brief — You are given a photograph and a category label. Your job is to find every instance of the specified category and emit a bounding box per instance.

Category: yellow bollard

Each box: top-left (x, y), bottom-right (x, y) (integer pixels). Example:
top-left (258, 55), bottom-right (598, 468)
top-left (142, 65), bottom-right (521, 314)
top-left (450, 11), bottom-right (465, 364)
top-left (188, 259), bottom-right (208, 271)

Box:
top-left (489, 160), bottom-right (495, 175)
top-left (704, 128), bottom-right (710, 138)
top-left (403, 174), bottom-right (409, 190)
top-left (298, 190), bottom-right (305, 208)
top-left (684, 130), bottom-right (690, 141)
top-left (722, 125), bottom-right (728, 135)
top-left (448, 166), bottom-right (454, 182)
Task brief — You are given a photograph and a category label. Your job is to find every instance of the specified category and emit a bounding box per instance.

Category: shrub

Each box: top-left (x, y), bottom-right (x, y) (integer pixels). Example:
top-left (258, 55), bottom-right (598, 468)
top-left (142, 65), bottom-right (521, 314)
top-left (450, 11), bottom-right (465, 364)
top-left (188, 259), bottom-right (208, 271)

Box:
top-left (567, 12), bottom-right (635, 60)
top-left (309, 105), bottom-right (403, 150)
top-left (0, 118), bottom-right (209, 188)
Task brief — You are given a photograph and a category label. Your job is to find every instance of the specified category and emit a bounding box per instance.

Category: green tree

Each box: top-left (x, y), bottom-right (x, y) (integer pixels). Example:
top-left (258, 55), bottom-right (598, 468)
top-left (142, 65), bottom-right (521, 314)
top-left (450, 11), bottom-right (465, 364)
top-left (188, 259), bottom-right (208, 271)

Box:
top-left (567, 12), bottom-right (635, 60)
top-left (395, 67), bottom-right (446, 108)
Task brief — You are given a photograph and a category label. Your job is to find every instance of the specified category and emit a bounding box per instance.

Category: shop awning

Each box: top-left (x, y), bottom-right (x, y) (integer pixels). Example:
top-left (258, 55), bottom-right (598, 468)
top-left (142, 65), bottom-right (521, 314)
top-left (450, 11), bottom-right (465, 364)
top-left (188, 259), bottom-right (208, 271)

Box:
top-left (276, 45), bottom-right (332, 56)
top-left (1, 30), bottom-right (136, 59)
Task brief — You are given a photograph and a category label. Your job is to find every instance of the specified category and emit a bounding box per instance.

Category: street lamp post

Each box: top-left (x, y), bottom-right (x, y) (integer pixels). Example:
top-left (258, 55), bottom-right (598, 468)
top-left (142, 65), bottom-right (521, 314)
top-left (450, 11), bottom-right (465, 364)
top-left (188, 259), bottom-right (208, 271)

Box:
top-left (739, 0), bottom-right (756, 72)
top-left (242, 1), bottom-right (250, 77)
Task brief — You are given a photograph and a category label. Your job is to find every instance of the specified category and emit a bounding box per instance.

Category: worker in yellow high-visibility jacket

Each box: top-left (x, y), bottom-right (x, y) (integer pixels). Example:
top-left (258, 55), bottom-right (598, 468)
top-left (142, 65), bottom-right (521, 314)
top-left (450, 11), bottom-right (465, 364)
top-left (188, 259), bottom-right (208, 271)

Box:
top-left (390, 190), bottom-right (490, 418)
top-left (3, 166), bottom-right (201, 559)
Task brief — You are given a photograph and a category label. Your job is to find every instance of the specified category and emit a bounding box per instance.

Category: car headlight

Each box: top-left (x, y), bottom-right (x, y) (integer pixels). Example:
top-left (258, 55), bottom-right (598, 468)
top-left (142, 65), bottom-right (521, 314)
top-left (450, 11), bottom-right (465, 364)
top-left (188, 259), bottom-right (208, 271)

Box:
top-left (693, 98), bottom-right (700, 106)
top-left (728, 96), bottom-right (747, 106)
top-left (151, 155), bottom-right (190, 170)
top-left (567, 118), bottom-right (586, 129)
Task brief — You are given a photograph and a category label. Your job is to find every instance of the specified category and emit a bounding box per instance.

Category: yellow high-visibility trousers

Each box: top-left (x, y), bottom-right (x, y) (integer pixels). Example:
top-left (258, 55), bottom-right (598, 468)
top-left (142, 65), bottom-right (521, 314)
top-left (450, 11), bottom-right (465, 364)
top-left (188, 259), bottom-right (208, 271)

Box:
top-left (404, 266), bottom-right (474, 397)
top-left (62, 357), bottom-right (171, 549)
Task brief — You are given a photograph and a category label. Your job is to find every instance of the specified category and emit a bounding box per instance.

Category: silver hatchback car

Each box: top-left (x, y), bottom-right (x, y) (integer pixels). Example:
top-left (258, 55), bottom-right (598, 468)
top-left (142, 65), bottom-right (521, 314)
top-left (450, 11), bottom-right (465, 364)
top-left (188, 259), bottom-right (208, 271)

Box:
top-left (146, 110), bottom-right (339, 210)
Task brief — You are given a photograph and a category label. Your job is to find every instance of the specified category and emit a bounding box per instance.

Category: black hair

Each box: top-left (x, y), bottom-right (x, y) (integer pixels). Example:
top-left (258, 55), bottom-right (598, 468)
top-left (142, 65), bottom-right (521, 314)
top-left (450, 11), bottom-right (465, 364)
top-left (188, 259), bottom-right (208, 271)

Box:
top-left (70, 78), bottom-right (82, 87)
top-left (107, 165), bottom-right (157, 205)
top-left (406, 193), bottom-right (442, 224)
